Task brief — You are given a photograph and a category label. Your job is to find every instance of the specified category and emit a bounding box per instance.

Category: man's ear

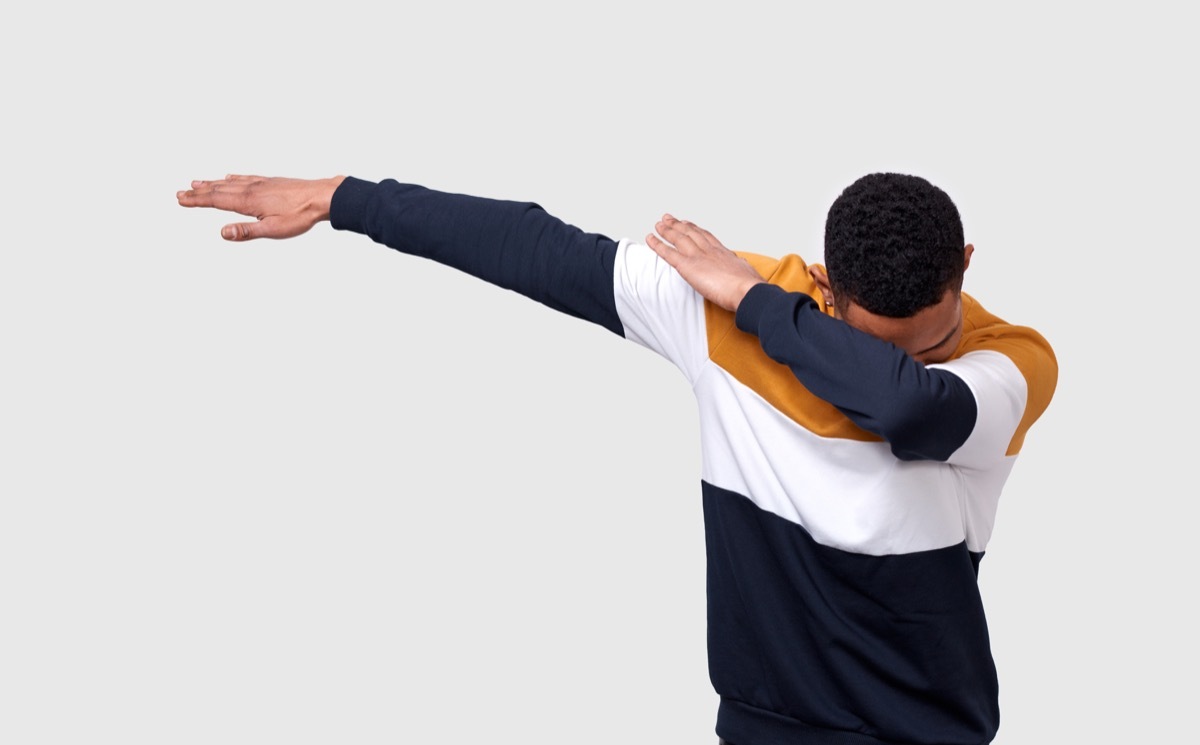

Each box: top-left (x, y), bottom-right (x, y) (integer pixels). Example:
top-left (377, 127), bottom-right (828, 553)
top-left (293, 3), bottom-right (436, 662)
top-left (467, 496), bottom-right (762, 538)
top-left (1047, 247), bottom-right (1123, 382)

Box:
top-left (964, 244), bottom-right (974, 272)
top-left (808, 265), bottom-right (836, 307)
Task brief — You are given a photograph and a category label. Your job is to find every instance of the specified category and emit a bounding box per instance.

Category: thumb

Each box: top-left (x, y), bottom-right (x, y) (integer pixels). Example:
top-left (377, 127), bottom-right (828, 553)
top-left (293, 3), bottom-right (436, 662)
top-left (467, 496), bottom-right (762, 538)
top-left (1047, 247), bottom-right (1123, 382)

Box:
top-left (221, 221), bottom-right (264, 241)
top-left (222, 215), bottom-right (313, 241)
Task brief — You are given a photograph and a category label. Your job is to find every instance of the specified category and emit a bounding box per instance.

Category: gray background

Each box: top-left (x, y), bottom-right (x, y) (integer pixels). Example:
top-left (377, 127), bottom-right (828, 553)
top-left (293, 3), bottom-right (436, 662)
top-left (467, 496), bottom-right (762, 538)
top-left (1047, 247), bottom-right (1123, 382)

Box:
top-left (2, 2), bottom-right (1195, 743)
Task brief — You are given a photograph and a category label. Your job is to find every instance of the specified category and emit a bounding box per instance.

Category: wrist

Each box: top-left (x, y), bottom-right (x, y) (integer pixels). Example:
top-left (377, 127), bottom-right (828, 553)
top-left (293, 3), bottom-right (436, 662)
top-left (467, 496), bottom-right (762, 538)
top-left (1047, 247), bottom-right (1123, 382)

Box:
top-left (315, 175), bottom-right (347, 222)
top-left (731, 279), bottom-right (766, 311)
top-left (735, 282), bottom-right (788, 333)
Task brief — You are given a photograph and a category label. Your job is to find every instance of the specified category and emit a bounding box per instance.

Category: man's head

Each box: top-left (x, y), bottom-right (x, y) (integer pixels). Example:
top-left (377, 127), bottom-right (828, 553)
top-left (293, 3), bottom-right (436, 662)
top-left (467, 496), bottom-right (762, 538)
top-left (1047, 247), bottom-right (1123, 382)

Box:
top-left (808, 173), bottom-right (974, 364)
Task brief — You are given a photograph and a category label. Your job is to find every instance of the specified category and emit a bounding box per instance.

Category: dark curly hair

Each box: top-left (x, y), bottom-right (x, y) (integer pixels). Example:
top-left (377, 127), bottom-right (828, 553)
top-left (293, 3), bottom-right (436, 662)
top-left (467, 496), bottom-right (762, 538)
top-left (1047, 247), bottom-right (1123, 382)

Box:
top-left (824, 173), bottom-right (966, 318)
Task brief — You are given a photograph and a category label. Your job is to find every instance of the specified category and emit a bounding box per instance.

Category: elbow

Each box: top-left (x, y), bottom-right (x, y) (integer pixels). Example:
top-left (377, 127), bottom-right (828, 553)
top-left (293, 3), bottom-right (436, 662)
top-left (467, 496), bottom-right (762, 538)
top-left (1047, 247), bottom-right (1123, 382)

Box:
top-left (880, 388), bottom-right (978, 462)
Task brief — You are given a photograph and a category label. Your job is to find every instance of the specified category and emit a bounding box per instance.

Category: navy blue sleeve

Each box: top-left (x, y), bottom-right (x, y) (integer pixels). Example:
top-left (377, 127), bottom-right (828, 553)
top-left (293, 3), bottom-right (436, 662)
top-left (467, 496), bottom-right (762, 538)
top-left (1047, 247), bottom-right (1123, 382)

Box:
top-left (735, 283), bottom-right (977, 461)
top-left (329, 176), bottom-right (623, 335)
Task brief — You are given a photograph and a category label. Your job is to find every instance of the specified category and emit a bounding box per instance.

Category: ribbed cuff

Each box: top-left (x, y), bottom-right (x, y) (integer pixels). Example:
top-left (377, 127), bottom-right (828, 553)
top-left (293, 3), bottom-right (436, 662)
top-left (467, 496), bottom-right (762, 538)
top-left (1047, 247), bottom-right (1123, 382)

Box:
top-left (735, 282), bottom-right (788, 334)
top-left (329, 176), bottom-right (377, 233)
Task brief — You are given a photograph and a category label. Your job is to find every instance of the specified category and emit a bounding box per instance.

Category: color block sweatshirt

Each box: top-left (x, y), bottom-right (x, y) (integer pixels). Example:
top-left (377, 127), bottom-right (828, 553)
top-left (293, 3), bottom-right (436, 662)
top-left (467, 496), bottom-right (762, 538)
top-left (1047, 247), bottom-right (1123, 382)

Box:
top-left (330, 177), bottom-right (1058, 745)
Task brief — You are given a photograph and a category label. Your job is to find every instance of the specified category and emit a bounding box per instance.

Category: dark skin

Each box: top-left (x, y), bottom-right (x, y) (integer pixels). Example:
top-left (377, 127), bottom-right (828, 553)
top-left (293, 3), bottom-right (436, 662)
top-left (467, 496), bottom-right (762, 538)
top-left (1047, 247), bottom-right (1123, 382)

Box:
top-left (177, 174), bottom-right (971, 365)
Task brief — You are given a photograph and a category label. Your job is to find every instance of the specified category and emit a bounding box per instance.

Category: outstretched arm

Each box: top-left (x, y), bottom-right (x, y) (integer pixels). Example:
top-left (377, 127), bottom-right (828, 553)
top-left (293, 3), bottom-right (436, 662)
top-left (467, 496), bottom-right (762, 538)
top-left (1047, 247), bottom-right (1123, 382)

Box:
top-left (646, 216), bottom-right (977, 461)
top-left (178, 174), bottom-right (624, 335)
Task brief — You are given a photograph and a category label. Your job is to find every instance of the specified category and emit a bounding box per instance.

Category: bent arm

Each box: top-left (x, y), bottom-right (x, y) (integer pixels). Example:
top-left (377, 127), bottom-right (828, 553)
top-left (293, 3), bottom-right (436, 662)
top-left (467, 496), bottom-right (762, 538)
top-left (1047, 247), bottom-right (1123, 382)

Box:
top-left (735, 283), bottom-right (978, 461)
top-left (329, 177), bottom-right (623, 335)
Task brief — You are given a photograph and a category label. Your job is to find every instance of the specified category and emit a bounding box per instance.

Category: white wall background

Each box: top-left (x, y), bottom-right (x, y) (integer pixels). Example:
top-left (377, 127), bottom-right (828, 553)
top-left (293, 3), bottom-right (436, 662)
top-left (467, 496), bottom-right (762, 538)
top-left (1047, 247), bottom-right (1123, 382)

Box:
top-left (2, 2), bottom-right (1195, 743)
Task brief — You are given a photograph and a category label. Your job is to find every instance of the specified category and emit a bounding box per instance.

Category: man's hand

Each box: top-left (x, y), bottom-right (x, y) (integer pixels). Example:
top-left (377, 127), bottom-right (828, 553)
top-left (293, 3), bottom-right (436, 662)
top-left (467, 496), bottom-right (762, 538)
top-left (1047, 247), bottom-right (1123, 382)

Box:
top-left (176, 174), bottom-right (346, 241)
top-left (646, 215), bottom-right (765, 312)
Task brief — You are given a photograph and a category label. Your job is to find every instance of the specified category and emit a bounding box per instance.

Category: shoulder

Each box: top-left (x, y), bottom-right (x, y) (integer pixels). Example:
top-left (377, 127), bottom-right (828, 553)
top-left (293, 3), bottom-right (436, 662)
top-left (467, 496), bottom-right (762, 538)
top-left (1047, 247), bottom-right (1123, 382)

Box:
top-left (710, 251), bottom-right (827, 339)
top-left (956, 293), bottom-right (1058, 394)
top-left (734, 251), bottom-right (819, 295)
top-left (943, 293), bottom-right (1058, 455)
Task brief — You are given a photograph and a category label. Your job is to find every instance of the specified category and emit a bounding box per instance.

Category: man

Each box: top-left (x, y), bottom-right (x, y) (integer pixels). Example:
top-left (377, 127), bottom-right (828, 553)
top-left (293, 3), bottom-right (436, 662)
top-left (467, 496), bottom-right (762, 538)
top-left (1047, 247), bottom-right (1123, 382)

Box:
top-left (177, 172), bottom-right (1057, 745)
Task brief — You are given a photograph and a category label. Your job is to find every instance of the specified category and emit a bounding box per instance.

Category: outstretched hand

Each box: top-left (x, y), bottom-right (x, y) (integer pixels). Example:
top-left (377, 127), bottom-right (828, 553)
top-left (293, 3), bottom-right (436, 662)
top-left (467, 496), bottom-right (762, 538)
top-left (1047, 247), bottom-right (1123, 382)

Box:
top-left (646, 215), bottom-right (765, 312)
top-left (176, 174), bottom-right (346, 241)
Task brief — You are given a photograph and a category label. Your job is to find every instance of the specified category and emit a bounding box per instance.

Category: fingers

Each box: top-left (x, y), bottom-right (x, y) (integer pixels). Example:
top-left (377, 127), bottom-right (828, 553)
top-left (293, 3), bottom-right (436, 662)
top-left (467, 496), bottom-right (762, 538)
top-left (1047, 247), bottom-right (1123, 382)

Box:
top-left (677, 217), bottom-right (724, 251)
top-left (654, 215), bottom-right (708, 255)
top-left (185, 177), bottom-right (232, 191)
top-left (654, 217), bottom-right (691, 249)
top-left (177, 176), bottom-right (268, 238)
top-left (176, 174), bottom-right (266, 207)
top-left (177, 181), bottom-right (253, 213)
top-left (645, 232), bottom-right (679, 264)
top-left (645, 232), bottom-right (670, 253)
top-left (188, 175), bottom-right (263, 188)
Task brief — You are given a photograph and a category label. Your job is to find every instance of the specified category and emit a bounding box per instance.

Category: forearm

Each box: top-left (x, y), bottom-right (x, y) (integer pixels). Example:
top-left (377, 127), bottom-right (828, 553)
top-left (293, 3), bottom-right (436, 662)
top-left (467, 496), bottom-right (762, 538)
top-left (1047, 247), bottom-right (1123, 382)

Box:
top-left (330, 177), bottom-right (623, 334)
top-left (735, 283), bottom-right (977, 461)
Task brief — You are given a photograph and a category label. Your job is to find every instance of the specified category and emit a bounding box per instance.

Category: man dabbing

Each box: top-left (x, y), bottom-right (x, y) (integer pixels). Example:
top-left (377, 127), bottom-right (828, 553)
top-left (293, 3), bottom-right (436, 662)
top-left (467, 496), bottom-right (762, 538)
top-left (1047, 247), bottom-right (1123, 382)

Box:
top-left (179, 170), bottom-right (1058, 745)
